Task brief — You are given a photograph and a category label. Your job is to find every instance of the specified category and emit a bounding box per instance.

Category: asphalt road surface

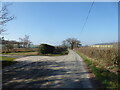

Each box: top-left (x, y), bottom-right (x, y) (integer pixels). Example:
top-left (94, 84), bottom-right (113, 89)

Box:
top-left (2, 50), bottom-right (94, 88)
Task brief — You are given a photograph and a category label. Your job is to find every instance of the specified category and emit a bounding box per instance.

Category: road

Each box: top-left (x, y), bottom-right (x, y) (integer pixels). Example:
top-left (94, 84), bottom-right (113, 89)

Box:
top-left (2, 50), bottom-right (94, 88)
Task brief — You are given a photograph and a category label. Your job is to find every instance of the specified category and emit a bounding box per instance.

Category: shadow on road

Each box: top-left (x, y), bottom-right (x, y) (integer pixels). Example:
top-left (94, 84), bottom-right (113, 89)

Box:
top-left (2, 59), bottom-right (101, 88)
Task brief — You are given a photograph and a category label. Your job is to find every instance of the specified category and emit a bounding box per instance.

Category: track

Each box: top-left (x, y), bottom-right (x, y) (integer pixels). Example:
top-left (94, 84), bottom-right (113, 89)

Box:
top-left (2, 50), bottom-right (93, 88)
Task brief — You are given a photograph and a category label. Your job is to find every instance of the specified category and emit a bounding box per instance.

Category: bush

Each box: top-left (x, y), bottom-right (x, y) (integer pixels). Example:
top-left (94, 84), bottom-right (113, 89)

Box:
top-left (38, 44), bottom-right (69, 55)
top-left (38, 44), bottom-right (55, 54)
top-left (54, 46), bottom-right (68, 54)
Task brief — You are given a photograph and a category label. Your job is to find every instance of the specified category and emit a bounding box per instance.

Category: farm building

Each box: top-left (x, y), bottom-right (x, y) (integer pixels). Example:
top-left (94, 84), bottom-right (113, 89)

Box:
top-left (90, 43), bottom-right (117, 48)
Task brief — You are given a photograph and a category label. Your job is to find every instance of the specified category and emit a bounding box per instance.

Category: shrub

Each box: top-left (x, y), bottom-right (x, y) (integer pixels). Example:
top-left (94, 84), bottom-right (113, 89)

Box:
top-left (54, 46), bottom-right (68, 54)
top-left (38, 44), bottom-right (55, 54)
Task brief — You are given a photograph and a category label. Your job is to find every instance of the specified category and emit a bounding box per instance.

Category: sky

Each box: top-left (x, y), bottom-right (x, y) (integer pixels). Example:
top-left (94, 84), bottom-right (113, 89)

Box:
top-left (3, 2), bottom-right (118, 46)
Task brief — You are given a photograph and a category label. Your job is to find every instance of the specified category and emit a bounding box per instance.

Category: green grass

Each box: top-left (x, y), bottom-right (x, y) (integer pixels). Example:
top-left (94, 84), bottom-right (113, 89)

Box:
top-left (75, 51), bottom-right (119, 89)
top-left (0, 57), bottom-right (17, 68)
top-left (0, 56), bottom-right (16, 61)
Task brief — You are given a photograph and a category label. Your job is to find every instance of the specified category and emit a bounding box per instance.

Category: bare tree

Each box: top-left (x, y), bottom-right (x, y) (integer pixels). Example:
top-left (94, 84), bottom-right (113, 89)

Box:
top-left (62, 40), bottom-right (70, 48)
top-left (19, 35), bottom-right (31, 48)
top-left (0, 3), bottom-right (15, 34)
top-left (62, 38), bottom-right (81, 49)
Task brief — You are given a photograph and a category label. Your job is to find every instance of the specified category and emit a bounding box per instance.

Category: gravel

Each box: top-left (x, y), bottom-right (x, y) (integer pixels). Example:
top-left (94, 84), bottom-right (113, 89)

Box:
top-left (2, 50), bottom-right (93, 88)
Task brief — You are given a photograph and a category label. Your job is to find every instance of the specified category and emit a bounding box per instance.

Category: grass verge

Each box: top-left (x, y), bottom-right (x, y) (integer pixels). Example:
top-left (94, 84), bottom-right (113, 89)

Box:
top-left (0, 57), bottom-right (17, 68)
top-left (75, 50), bottom-right (119, 89)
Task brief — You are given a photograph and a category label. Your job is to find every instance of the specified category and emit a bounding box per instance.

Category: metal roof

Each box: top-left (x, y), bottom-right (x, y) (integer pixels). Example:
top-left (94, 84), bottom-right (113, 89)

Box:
top-left (94, 43), bottom-right (117, 45)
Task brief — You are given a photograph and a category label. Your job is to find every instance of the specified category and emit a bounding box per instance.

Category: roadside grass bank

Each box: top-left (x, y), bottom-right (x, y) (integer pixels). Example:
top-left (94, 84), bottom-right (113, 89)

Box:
top-left (75, 51), bottom-right (119, 89)
top-left (0, 57), bottom-right (17, 68)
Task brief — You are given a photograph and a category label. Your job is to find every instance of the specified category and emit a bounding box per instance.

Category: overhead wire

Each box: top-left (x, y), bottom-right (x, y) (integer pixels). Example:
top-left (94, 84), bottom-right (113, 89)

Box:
top-left (79, 0), bottom-right (95, 38)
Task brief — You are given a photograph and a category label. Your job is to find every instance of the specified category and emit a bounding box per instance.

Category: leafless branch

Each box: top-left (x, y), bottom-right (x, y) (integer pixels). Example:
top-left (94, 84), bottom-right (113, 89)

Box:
top-left (0, 2), bottom-right (15, 34)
